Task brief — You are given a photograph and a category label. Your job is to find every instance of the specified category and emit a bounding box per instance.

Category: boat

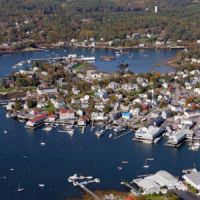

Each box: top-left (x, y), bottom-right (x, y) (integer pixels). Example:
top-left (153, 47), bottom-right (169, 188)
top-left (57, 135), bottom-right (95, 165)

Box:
top-left (153, 136), bottom-right (162, 144)
top-left (115, 51), bottom-right (120, 56)
top-left (40, 140), bottom-right (46, 146)
top-left (19, 119), bottom-right (25, 123)
top-left (94, 178), bottom-right (100, 183)
top-left (95, 129), bottom-right (106, 137)
top-left (114, 126), bottom-right (126, 132)
top-left (42, 126), bottom-right (53, 132)
top-left (38, 184), bottom-right (45, 188)
top-left (67, 129), bottom-right (74, 136)
top-left (100, 56), bottom-right (115, 61)
top-left (79, 56), bottom-right (95, 61)
top-left (3, 130), bottom-right (8, 134)
top-left (17, 183), bottom-right (24, 192)
top-left (143, 158), bottom-right (154, 168)
top-left (118, 166), bottom-right (123, 170)
top-left (108, 133), bottom-right (112, 138)
top-left (121, 161), bottom-right (128, 164)
top-left (189, 145), bottom-right (199, 151)
top-left (189, 142), bottom-right (200, 151)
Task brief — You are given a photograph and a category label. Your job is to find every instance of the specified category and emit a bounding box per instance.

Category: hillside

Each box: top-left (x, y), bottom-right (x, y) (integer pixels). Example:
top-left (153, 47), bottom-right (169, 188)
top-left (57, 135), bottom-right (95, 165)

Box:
top-left (0, 0), bottom-right (199, 47)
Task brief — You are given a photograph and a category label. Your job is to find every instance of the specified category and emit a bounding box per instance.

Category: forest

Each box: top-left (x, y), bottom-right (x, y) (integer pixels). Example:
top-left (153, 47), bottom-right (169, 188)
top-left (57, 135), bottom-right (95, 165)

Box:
top-left (0, 0), bottom-right (199, 45)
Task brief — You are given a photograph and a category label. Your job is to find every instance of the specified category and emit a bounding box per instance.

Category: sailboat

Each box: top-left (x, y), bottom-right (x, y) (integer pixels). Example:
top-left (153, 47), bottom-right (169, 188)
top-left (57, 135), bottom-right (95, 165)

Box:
top-left (40, 139), bottom-right (46, 146)
top-left (143, 158), bottom-right (154, 168)
top-left (17, 183), bottom-right (24, 192)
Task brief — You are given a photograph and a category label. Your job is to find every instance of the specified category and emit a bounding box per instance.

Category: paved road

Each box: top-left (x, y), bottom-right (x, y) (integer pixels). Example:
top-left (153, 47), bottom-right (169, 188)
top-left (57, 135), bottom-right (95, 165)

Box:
top-left (175, 190), bottom-right (200, 200)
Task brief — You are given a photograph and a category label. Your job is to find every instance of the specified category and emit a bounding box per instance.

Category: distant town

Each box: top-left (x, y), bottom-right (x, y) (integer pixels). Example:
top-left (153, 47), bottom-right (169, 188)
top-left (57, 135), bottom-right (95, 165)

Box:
top-left (0, 49), bottom-right (200, 199)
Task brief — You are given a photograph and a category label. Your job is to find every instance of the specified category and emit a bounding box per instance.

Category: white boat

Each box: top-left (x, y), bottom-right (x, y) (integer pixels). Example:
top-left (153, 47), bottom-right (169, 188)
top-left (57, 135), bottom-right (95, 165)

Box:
top-left (3, 130), bottom-right (8, 134)
top-left (94, 178), bottom-right (100, 183)
top-left (108, 133), bottom-right (112, 138)
top-left (42, 126), bottom-right (52, 132)
top-left (121, 161), bottom-right (128, 164)
top-left (40, 140), bottom-right (46, 146)
top-left (17, 183), bottom-right (24, 192)
top-left (115, 51), bottom-right (120, 56)
top-left (154, 137), bottom-right (162, 144)
top-left (189, 145), bottom-right (199, 151)
top-left (79, 55), bottom-right (95, 61)
top-left (67, 129), bottom-right (74, 136)
top-left (118, 166), bottom-right (123, 170)
top-left (143, 158), bottom-right (154, 168)
top-left (95, 129), bottom-right (105, 137)
top-left (38, 184), bottom-right (45, 188)
top-left (68, 174), bottom-right (78, 182)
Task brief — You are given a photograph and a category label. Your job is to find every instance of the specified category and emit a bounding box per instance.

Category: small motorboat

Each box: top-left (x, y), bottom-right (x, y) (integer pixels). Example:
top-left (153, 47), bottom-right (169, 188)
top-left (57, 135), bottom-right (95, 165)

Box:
top-left (17, 183), bottom-right (24, 192)
top-left (38, 184), bottom-right (45, 188)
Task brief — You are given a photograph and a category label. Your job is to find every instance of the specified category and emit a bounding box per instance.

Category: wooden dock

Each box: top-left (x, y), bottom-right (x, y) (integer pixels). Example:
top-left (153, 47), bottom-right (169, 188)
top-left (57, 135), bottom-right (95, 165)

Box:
top-left (76, 182), bottom-right (101, 200)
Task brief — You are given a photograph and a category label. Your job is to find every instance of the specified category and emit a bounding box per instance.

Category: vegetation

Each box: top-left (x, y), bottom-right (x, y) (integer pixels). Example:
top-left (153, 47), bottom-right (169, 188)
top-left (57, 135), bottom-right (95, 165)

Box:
top-left (143, 192), bottom-right (179, 200)
top-left (0, 0), bottom-right (199, 48)
top-left (187, 184), bottom-right (198, 194)
top-left (0, 87), bottom-right (16, 93)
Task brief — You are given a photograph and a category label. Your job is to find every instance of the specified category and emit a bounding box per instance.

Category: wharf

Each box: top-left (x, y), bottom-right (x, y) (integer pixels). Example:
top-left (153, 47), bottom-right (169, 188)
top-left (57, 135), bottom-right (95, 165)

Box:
top-left (75, 182), bottom-right (100, 200)
top-left (120, 181), bottom-right (139, 195)
top-left (114, 130), bottom-right (132, 140)
top-left (165, 140), bottom-right (185, 148)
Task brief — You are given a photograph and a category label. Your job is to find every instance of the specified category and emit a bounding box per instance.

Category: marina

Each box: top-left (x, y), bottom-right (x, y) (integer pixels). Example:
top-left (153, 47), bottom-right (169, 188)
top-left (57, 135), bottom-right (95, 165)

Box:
top-left (0, 47), bottom-right (199, 200)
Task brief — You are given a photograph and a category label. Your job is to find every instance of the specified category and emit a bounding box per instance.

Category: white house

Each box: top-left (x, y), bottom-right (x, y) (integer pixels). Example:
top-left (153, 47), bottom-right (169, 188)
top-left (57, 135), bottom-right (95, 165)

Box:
top-left (37, 87), bottom-right (57, 95)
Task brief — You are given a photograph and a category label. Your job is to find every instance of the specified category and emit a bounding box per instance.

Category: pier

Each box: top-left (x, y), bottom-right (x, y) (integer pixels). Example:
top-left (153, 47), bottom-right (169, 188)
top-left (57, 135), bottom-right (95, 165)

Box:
top-left (114, 130), bottom-right (132, 140)
top-left (30, 57), bottom-right (66, 63)
top-left (120, 181), bottom-right (139, 195)
top-left (75, 182), bottom-right (101, 200)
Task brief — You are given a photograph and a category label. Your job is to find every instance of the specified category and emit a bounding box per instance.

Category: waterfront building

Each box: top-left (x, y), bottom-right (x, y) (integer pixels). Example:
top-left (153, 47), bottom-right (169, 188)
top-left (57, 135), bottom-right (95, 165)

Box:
top-left (183, 171), bottom-right (200, 191)
top-left (59, 109), bottom-right (75, 120)
top-left (133, 170), bottom-right (183, 195)
top-left (168, 130), bottom-right (186, 145)
top-left (135, 126), bottom-right (164, 143)
top-left (26, 113), bottom-right (47, 128)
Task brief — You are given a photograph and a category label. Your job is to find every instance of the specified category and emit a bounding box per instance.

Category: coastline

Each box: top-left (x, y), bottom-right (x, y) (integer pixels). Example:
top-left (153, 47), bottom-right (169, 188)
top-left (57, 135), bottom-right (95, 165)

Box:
top-left (0, 42), bottom-right (185, 54)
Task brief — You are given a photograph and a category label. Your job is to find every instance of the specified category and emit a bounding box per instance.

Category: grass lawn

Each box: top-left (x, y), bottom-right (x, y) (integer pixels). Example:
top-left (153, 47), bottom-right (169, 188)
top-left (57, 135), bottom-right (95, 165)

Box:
top-left (74, 62), bottom-right (93, 71)
top-left (0, 87), bottom-right (17, 93)
top-left (187, 184), bottom-right (198, 194)
top-left (144, 192), bottom-right (179, 200)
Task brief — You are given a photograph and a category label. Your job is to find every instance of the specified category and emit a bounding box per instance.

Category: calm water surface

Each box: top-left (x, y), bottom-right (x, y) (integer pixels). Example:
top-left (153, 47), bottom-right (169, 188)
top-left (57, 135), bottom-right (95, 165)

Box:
top-left (0, 47), bottom-right (177, 77)
top-left (0, 48), bottom-right (199, 200)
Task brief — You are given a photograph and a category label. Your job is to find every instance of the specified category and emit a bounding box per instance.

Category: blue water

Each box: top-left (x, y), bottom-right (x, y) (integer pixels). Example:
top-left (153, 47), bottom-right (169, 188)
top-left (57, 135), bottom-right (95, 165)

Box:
top-left (0, 47), bottom-right (176, 78)
top-left (0, 48), bottom-right (199, 200)
top-left (0, 108), bottom-right (199, 200)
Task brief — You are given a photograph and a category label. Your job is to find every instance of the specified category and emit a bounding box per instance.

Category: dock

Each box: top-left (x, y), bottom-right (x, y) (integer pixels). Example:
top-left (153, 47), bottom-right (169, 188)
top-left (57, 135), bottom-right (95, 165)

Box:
top-left (120, 181), bottom-right (139, 195)
top-left (75, 182), bottom-right (100, 200)
top-left (114, 130), bottom-right (132, 140)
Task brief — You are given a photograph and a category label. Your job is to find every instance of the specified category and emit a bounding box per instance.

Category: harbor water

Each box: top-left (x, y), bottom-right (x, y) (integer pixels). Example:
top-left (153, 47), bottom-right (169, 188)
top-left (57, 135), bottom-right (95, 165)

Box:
top-left (0, 47), bottom-right (177, 78)
top-left (0, 48), bottom-right (199, 200)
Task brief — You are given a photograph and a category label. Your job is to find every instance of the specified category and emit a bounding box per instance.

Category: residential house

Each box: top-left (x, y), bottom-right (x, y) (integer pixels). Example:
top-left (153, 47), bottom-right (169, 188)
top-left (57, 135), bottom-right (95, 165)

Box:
top-left (59, 109), bottom-right (75, 120)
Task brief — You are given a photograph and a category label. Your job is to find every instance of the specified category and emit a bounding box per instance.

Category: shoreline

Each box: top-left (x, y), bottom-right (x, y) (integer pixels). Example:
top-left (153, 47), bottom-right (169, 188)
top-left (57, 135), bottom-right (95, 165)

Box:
top-left (0, 43), bottom-right (185, 54)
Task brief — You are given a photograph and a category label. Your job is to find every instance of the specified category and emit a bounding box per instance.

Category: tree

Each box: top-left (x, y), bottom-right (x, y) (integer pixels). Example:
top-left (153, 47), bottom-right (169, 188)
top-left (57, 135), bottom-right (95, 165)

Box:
top-left (14, 99), bottom-right (21, 110)
top-left (27, 99), bottom-right (37, 108)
